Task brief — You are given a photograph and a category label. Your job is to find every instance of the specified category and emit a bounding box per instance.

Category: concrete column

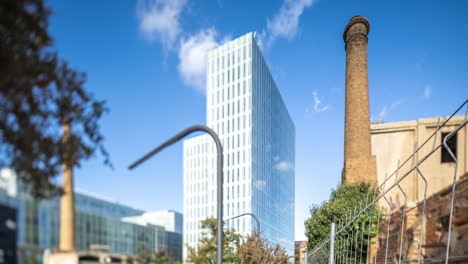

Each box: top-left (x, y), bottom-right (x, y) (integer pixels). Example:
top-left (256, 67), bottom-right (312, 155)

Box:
top-left (343, 15), bottom-right (377, 185)
top-left (59, 121), bottom-right (76, 252)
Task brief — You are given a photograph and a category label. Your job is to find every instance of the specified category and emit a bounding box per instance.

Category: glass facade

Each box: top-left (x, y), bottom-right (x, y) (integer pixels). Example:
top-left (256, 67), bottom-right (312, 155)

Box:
top-left (0, 171), bottom-right (183, 263)
top-left (122, 210), bottom-right (183, 261)
top-left (167, 231), bottom-right (183, 262)
top-left (183, 32), bottom-right (295, 258)
top-left (251, 35), bottom-right (295, 255)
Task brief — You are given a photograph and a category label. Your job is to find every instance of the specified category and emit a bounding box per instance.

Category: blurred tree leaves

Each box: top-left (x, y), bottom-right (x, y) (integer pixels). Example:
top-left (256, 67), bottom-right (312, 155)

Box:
top-left (135, 249), bottom-right (174, 264)
top-left (0, 0), bottom-right (110, 198)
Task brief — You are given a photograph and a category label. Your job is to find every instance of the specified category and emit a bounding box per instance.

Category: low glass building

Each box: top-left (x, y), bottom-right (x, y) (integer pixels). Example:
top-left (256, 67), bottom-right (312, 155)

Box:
top-left (0, 168), bottom-right (183, 263)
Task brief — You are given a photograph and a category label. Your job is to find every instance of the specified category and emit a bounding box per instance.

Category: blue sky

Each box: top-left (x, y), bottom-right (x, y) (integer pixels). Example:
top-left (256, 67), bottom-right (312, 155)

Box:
top-left (47, 0), bottom-right (467, 240)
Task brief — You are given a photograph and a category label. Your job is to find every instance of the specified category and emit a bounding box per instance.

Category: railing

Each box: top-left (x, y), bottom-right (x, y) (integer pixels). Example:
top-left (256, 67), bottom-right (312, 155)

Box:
top-left (305, 99), bottom-right (468, 264)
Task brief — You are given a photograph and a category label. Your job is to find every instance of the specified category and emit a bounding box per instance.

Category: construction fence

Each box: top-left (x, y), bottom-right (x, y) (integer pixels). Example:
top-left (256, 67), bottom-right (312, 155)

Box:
top-left (305, 99), bottom-right (468, 264)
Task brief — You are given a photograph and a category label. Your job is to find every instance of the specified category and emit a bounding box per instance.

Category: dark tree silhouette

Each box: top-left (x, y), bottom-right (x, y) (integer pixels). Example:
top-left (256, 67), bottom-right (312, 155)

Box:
top-left (0, 0), bottom-right (110, 198)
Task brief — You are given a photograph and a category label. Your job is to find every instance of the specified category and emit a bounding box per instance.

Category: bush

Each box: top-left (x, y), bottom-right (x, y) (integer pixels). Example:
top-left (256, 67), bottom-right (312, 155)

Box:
top-left (304, 182), bottom-right (381, 261)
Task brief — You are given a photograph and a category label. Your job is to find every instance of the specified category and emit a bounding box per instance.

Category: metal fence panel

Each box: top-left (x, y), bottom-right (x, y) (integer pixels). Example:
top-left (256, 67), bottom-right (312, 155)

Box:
top-left (306, 100), bottom-right (468, 264)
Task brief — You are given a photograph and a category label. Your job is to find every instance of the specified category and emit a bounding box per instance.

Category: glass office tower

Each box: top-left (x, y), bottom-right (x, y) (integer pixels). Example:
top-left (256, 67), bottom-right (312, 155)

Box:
top-left (183, 32), bottom-right (295, 258)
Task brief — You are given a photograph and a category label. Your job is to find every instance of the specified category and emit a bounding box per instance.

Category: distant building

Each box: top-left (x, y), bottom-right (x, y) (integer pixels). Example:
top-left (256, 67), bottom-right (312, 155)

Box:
top-left (123, 210), bottom-right (182, 233)
top-left (371, 115), bottom-right (467, 204)
top-left (294, 240), bottom-right (307, 264)
top-left (183, 32), bottom-right (295, 259)
top-left (370, 115), bottom-right (468, 260)
top-left (0, 203), bottom-right (16, 264)
top-left (123, 210), bottom-right (183, 261)
top-left (0, 170), bottom-right (183, 263)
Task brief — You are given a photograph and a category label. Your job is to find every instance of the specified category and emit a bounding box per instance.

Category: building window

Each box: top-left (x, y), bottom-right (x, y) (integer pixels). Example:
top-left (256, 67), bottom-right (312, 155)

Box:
top-left (441, 132), bottom-right (457, 163)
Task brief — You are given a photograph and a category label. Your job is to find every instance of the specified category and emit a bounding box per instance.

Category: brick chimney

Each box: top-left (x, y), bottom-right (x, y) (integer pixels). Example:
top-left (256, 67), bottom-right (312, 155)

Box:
top-left (343, 15), bottom-right (377, 185)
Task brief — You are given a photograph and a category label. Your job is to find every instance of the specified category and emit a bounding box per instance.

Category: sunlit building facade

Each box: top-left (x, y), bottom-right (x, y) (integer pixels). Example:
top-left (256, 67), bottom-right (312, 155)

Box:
top-left (183, 32), bottom-right (295, 258)
top-left (123, 210), bottom-right (183, 233)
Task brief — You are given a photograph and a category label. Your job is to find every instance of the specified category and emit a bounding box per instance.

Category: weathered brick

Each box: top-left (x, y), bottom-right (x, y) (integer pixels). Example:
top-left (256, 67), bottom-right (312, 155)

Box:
top-left (343, 15), bottom-right (377, 185)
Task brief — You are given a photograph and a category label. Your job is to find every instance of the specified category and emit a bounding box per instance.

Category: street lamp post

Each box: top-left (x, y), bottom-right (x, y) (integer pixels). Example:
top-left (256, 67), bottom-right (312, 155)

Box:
top-left (222, 213), bottom-right (260, 233)
top-left (128, 125), bottom-right (224, 264)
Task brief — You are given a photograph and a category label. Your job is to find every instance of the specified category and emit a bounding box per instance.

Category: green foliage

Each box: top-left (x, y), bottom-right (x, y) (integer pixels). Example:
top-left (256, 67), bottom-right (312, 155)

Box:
top-left (187, 218), bottom-right (291, 264)
top-left (151, 250), bottom-right (173, 264)
top-left (186, 217), bottom-right (241, 264)
top-left (237, 232), bottom-right (290, 264)
top-left (135, 249), bottom-right (174, 264)
top-left (135, 249), bottom-right (152, 264)
top-left (27, 254), bottom-right (38, 264)
top-left (305, 183), bottom-right (381, 262)
top-left (0, 0), bottom-right (109, 198)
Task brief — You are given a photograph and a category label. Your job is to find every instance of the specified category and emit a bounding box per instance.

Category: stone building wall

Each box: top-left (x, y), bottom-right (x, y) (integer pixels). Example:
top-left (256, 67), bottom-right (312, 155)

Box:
top-left (371, 116), bottom-right (467, 211)
top-left (372, 175), bottom-right (468, 263)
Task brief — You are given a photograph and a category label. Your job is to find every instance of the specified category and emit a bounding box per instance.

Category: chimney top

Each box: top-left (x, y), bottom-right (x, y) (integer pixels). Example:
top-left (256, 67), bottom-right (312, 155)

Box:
top-left (343, 15), bottom-right (370, 43)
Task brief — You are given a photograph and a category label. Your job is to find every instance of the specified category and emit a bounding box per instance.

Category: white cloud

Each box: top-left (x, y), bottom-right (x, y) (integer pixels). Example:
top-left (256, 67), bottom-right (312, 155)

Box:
top-left (373, 101), bottom-right (401, 123)
top-left (312, 91), bottom-right (329, 112)
top-left (178, 28), bottom-right (222, 92)
top-left (137, 0), bottom-right (187, 48)
top-left (136, 0), bottom-right (310, 92)
top-left (275, 161), bottom-right (294, 172)
top-left (263, 0), bottom-right (314, 47)
top-left (423, 85), bottom-right (432, 99)
top-left (376, 105), bottom-right (388, 123)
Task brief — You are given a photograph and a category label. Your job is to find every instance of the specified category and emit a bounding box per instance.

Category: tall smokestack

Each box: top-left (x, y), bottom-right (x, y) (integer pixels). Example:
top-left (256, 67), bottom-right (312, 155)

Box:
top-left (59, 121), bottom-right (76, 252)
top-left (343, 15), bottom-right (376, 185)
top-left (45, 122), bottom-right (78, 264)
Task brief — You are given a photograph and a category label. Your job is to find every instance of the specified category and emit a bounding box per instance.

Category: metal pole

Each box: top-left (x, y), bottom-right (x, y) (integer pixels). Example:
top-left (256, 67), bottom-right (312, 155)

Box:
top-left (443, 126), bottom-right (462, 264)
top-left (329, 223), bottom-right (336, 264)
top-left (128, 125), bottom-right (224, 264)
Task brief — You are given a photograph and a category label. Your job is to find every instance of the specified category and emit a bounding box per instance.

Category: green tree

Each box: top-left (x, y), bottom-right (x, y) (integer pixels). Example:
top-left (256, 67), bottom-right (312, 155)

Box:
top-left (186, 217), bottom-right (241, 264)
top-left (304, 183), bottom-right (381, 262)
top-left (0, 0), bottom-right (109, 198)
top-left (135, 249), bottom-right (152, 264)
top-left (151, 250), bottom-right (172, 264)
top-left (237, 232), bottom-right (290, 264)
top-left (27, 254), bottom-right (38, 264)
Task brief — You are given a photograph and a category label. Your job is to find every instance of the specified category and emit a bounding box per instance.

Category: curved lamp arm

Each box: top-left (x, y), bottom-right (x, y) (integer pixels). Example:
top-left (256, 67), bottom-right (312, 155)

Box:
top-left (223, 213), bottom-right (260, 233)
top-left (128, 125), bottom-right (224, 264)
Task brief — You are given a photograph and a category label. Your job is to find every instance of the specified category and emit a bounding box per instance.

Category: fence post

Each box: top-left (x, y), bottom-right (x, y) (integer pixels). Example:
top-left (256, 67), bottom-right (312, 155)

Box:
top-left (329, 223), bottom-right (336, 264)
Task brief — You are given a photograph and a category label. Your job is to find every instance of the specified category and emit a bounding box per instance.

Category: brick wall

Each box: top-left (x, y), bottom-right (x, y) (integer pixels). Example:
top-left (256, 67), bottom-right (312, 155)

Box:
top-left (371, 176), bottom-right (468, 263)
